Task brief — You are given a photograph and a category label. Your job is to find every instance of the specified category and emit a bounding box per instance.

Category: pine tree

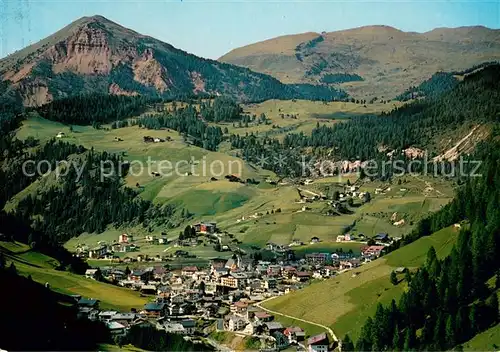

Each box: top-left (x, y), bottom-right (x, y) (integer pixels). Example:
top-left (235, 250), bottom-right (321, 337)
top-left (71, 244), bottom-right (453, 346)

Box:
top-left (390, 271), bottom-right (398, 285)
top-left (342, 334), bottom-right (354, 352)
top-left (403, 326), bottom-right (415, 351)
top-left (445, 314), bottom-right (457, 348)
top-left (405, 269), bottom-right (412, 284)
top-left (392, 324), bottom-right (401, 351)
top-left (486, 293), bottom-right (499, 325)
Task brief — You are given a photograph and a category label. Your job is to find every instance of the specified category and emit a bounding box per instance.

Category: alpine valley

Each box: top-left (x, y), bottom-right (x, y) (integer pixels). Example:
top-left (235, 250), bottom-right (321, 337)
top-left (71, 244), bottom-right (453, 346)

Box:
top-left (1, 14), bottom-right (499, 352)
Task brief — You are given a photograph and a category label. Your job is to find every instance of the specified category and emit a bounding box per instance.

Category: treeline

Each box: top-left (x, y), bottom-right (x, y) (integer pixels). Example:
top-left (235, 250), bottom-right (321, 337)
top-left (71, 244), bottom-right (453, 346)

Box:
top-left (139, 105), bottom-right (223, 151)
top-left (35, 94), bottom-right (153, 124)
top-left (230, 64), bottom-right (500, 174)
top-left (200, 96), bottom-right (242, 122)
top-left (12, 142), bottom-right (180, 242)
top-left (451, 61), bottom-right (500, 76)
top-left (320, 73), bottom-right (364, 84)
top-left (117, 325), bottom-right (212, 351)
top-left (345, 141), bottom-right (500, 351)
top-left (136, 37), bottom-right (348, 102)
top-left (396, 72), bottom-right (458, 101)
top-left (0, 260), bottom-right (110, 350)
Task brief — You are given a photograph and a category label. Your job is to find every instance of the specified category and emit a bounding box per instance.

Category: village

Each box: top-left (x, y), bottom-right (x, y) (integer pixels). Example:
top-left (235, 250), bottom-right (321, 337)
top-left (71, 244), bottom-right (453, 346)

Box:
top-left (75, 221), bottom-right (395, 352)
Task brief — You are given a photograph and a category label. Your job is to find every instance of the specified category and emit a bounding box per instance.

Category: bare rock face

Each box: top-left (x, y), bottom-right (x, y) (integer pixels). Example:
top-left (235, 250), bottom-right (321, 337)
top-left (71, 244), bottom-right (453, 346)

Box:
top-left (108, 83), bottom-right (138, 96)
top-left (190, 71), bottom-right (206, 93)
top-left (48, 25), bottom-right (112, 75)
top-left (20, 79), bottom-right (53, 107)
top-left (133, 48), bottom-right (170, 92)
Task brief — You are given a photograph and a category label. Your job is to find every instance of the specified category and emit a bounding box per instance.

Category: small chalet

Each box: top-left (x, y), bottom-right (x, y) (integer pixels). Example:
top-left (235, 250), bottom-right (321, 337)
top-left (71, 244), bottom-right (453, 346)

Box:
top-left (373, 233), bottom-right (390, 242)
top-left (307, 332), bottom-right (329, 352)
top-left (85, 269), bottom-right (99, 280)
top-left (305, 253), bottom-right (328, 264)
top-left (193, 222), bottom-right (217, 234)
top-left (254, 311), bottom-right (273, 322)
top-left (310, 236), bottom-right (320, 244)
top-left (361, 245), bottom-right (385, 257)
top-left (293, 271), bottom-right (311, 282)
top-left (143, 302), bottom-right (166, 317)
top-left (180, 319), bottom-right (196, 334)
top-left (118, 233), bottom-right (131, 243)
top-left (182, 266), bottom-right (198, 277)
top-left (284, 326), bottom-right (305, 343)
top-left (106, 321), bottom-right (127, 337)
top-left (77, 298), bottom-right (100, 309)
top-left (264, 321), bottom-right (284, 335)
top-left (88, 245), bottom-right (107, 259)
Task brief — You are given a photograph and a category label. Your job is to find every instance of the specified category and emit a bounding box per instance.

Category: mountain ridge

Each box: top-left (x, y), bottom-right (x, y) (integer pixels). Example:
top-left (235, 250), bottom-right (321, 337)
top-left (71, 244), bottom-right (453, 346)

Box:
top-left (0, 15), bottom-right (347, 106)
top-left (219, 25), bottom-right (500, 99)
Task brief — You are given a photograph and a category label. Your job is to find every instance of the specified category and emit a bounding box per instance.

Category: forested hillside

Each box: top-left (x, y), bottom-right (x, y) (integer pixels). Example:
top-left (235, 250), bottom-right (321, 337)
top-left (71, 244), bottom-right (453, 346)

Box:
top-left (0, 114), bottom-right (187, 262)
top-left (0, 15), bottom-right (348, 106)
top-left (229, 65), bottom-right (500, 176)
top-left (395, 72), bottom-right (458, 101)
top-left (0, 259), bottom-right (109, 350)
top-left (345, 140), bottom-right (500, 351)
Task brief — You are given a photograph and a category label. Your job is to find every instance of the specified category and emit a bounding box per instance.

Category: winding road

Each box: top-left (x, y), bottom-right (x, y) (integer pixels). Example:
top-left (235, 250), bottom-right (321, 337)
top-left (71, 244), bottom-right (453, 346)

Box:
top-left (255, 296), bottom-right (339, 344)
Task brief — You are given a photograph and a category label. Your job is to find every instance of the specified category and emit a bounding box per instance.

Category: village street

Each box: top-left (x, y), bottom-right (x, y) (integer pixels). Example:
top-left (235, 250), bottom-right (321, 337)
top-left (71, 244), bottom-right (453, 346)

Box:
top-left (255, 296), bottom-right (339, 344)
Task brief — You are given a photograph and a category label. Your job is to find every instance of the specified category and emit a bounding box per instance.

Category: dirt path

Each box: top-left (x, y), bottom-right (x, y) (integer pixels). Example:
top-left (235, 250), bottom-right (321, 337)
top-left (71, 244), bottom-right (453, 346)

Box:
top-left (255, 296), bottom-right (339, 344)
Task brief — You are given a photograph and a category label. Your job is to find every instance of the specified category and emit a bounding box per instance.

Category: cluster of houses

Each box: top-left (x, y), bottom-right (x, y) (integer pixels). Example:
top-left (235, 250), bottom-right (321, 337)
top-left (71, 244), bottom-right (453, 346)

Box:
top-left (78, 237), bottom-right (391, 351)
top-left (75, 224), bottom-right (219, 261)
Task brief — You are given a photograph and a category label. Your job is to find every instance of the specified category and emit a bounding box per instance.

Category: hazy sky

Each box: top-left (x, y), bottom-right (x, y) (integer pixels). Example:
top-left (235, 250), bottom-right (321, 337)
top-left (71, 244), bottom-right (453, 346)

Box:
top-left (0, 0), bottom-right (498, 59)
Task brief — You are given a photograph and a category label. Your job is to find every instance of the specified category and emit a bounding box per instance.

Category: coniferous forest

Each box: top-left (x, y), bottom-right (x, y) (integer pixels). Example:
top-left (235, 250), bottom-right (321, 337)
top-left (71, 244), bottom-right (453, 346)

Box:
top-left (344, 141), bottom-right (500, 351)
top-left (229, 65), bottom-right (500, 176)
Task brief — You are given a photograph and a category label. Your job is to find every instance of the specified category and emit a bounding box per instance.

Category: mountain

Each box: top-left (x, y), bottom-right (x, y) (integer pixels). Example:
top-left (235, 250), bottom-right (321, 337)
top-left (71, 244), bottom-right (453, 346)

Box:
top-left (219, 25), bottom-right (500, 99)
top-left (0, 15), bottom-right (347, 107)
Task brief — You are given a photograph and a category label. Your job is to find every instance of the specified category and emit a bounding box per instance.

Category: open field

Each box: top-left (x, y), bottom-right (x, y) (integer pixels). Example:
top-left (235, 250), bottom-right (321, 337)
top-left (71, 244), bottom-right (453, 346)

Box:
top-left (462, 323), bottom-right (500, 351)
top-left (15, 114), bottom-right (453, 264)
top-left (262, 226), bottom-right (459, 341)
top-left (219, 100), bottom-right (396, 141)
top-left (1, 241), bottom-right (150, 311)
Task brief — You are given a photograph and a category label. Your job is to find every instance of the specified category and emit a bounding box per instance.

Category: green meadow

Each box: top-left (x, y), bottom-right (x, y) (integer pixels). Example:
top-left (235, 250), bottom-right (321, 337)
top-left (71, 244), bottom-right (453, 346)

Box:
top-left (263, 226), bottom-right (460, 341)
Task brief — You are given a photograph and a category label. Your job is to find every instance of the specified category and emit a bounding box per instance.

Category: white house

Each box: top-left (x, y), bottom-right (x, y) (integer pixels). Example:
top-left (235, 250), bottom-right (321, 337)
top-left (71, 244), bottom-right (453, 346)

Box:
top-left (85, 269), bottom-right (99, 279)
top-left (228, 316), bottom-right (247, 331)
top-left (307, 333), bottom-right (329, 352)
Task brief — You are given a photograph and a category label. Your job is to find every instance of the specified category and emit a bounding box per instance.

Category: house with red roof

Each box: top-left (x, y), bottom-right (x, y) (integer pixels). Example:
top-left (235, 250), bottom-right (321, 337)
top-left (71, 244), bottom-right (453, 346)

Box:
top-left (307, 332), bottom-right (329, 352)
top-left (284, 326), bottom-right (305, 343)
top-left (181, 266), bottom-right (198, 277)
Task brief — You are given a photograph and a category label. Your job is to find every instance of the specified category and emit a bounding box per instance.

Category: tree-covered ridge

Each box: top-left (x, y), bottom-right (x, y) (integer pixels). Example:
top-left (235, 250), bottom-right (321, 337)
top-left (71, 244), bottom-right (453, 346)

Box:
top-left (296, 35), bottom-right (325, 51)
top-left (395, 72), bottom-right (458, 101)
top-left (12, 142), bottom-right (181, 242)
top-left (348, 140), bottom-right (500, 351)
top-left (138, 105), bottom-right (224, 151)
top-left (230, 64), bottom-right (500, 173)
top-left (200, 96), bottom-right (243, 122)
top-left (320, 73), bottom-right (364, 84)
top-left (0, 112), bottom-right (184, 245)
top-left (35, 94), bottom-right (154, 124)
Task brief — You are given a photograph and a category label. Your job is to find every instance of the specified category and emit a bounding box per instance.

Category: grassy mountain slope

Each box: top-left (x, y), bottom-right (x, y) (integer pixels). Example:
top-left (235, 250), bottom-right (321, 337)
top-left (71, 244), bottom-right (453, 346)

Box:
top-left (262, 226), bottom-right (459, 340)
top-left (0, 240), bottom-right (149, 311)
top-left (219, 25), bottom-right (500, 99)
top-left (0, 15), bottom-right (347, 106)
top-left (462, 323), bottom-right (500, 351)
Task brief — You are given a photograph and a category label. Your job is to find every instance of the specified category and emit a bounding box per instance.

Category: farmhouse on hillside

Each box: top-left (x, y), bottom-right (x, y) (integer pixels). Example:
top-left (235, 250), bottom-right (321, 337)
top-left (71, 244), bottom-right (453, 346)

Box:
top-left (193, 222), bottom-right (217, 234)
